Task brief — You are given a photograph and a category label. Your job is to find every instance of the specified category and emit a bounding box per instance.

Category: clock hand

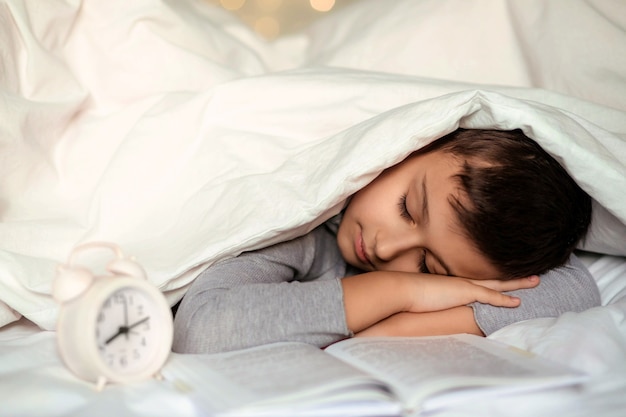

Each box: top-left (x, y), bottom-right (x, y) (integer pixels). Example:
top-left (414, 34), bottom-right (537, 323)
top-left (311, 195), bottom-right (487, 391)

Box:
top-left (123, 296), bottom-right (129, 340)
top-left (127, 316), bottom-right (150, 330)
top-left (105, 327), bottom-right (126, 345)
top-left (104, 317), bottom-right (150, 345)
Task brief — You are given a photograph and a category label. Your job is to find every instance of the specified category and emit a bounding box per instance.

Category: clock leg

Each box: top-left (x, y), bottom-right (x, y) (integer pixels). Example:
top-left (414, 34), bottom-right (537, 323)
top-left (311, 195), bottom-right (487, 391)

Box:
top-left (95, 375), bottom-right (108, 391)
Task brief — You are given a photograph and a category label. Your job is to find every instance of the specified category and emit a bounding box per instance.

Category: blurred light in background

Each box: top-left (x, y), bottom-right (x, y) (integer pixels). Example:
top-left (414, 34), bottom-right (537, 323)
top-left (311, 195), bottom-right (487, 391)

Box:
top-left (254, 16), bottom-right (281, 39)
top-left (220, 0), bottom-right (246, 10)
top-left (310, 0), bottom-right (335, 13)
top-left (205, 0), bottom-right (358, 39)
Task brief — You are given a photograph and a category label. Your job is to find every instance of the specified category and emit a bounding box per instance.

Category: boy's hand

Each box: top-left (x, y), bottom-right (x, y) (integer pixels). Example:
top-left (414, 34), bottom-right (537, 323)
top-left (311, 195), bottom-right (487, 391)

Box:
top-left (403, 274), bottom-right (540, 313)
top-left (342, 271), bottom-right (539, 333)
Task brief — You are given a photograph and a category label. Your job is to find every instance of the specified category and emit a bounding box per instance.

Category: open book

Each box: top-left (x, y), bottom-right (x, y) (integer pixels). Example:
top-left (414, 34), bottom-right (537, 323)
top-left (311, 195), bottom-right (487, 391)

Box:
top-left (162, 334), bottom-right (586, 417)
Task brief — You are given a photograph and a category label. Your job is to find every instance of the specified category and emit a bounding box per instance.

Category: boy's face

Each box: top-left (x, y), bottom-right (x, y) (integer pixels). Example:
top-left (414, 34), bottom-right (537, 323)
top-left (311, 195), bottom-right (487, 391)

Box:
top-left (337, 149), bottom-right (501, 280)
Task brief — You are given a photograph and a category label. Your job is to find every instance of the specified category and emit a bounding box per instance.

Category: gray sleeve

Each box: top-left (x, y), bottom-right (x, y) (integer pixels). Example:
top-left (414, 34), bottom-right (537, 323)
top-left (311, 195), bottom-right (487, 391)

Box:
top-left (471, 254), bottom-right (601, 336)
top-left (172, 227), bottom-right (352, 354)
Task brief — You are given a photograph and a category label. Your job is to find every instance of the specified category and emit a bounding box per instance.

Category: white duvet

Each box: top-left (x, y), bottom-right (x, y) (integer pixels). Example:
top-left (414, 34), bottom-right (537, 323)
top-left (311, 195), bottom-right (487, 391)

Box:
top-left (0, 0), bottom-right (625, 415)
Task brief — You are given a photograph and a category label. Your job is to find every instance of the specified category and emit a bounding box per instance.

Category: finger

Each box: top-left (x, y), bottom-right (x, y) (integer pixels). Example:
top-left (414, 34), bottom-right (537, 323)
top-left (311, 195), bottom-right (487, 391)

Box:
top-left (475, 276), bottom-right (540, 292)
top-left (496, 275), bottom-right (540, 291)
top-left (474, 288), bottom-right (522, 308)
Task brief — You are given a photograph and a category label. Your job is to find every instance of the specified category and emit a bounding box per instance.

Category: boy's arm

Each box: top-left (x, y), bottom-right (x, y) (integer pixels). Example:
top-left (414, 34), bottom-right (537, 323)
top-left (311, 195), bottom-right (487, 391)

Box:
top-left (471, 253), bottom-right (600, 335)
top-left (341, 271), bottom-right (539, 333)
top-left (353, 253), bottom-right (600, 338)
top-left (173, 226), bottom-right (352, 354)
top-left (355, 307), bottom-right (483, 338)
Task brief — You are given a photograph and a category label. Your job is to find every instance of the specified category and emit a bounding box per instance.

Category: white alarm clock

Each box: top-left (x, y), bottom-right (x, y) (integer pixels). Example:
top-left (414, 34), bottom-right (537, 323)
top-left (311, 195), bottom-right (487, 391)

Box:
top-left (53, 242), bottom-right (173, 390)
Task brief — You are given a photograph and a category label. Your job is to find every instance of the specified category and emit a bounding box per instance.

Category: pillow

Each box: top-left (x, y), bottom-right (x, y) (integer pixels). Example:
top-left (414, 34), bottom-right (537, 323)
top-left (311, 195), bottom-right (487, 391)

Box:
top-left (60, 0), bottom-right (270, 107)
top-left (297, 0), bottom-right (626, 111)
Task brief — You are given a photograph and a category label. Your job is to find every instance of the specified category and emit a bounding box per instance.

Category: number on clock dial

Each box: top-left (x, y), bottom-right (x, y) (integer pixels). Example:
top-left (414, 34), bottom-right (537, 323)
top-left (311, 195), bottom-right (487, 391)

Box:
top-left (96, 288), bottom-right (158, 373)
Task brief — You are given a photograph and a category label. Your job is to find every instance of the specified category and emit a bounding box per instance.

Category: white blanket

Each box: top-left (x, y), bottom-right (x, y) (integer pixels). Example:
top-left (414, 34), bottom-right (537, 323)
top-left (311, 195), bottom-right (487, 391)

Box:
top-left (1, 0), bottom-right (625, 330)
top-left (1, 0), bottom-right (626, 416)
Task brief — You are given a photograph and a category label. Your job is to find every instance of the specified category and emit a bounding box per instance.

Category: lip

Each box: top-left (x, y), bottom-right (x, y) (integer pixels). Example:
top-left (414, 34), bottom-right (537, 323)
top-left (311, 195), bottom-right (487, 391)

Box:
top-left (355, 231), bottom-right (373, 268)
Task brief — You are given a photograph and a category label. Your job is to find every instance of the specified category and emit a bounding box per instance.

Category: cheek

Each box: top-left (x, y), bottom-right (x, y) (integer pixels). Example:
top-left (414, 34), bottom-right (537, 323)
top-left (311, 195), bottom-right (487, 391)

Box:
top-left (336, 222), bottom-right (357, 265)
top-left (336, 230), bottom-right (350, 262)
top-left (378, 253), bottom-right (422, 274)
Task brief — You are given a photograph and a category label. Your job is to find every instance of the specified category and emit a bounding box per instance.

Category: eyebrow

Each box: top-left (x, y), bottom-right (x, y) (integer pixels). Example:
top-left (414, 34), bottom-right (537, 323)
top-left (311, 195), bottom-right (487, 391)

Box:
top-left (421, 175), bottom-right (452, 276)
top-left (421, 175), bottom-right (430, 226)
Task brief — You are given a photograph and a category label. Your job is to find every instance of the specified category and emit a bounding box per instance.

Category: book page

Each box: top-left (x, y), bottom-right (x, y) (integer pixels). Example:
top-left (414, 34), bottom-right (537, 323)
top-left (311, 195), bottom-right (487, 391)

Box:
top-left (325, 334), bottom-right (586, 413)
top-left (162, 342), bottom-right (397, 416)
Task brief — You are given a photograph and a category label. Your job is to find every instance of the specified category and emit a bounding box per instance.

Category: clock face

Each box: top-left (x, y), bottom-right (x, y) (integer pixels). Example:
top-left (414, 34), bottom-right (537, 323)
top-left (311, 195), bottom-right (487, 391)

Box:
top-left (95, 287), bottom-right (162, 374)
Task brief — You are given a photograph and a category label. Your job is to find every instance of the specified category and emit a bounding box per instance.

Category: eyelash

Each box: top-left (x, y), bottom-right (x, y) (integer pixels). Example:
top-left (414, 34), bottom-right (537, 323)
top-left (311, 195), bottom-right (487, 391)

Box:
top-left (419, 251), bottom-right (431, 274)
top-left (398, 194), bottom-right (412, 221)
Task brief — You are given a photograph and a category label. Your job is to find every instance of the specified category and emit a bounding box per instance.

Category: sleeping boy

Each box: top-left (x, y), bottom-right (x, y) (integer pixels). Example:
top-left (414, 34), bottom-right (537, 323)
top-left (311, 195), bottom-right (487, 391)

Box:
top-left (173, 128), bottom-right (601, 353)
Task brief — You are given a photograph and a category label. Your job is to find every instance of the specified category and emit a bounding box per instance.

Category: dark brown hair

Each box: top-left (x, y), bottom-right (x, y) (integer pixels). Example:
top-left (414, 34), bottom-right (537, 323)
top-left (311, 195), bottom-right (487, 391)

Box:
top-left (418, 128), bottom-right (592, 278)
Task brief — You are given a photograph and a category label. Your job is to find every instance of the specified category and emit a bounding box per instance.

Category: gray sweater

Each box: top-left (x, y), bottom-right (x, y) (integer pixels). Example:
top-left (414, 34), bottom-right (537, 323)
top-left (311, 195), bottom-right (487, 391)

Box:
top-left (173, 218), bottom-right (601, 354)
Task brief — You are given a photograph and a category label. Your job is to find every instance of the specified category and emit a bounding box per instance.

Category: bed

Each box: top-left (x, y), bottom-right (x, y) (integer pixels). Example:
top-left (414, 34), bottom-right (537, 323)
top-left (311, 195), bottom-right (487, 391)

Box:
top-left (1, 0), bottom-right (625, 415)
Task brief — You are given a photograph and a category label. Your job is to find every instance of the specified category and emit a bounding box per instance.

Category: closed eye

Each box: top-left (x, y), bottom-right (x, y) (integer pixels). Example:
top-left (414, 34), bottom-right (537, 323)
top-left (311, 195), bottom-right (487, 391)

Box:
top-left (398, 194), bottom-right (412, 222)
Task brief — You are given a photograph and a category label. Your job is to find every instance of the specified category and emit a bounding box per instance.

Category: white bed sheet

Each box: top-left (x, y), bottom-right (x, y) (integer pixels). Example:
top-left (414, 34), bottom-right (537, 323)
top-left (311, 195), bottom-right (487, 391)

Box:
top-left (1, 0), bottom-right (625, 416)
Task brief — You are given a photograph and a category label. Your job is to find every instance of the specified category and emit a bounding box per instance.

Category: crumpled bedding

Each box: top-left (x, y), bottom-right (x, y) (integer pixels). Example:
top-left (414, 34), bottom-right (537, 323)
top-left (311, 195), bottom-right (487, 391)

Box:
top-left (0, 0), bottom-right (625, 415)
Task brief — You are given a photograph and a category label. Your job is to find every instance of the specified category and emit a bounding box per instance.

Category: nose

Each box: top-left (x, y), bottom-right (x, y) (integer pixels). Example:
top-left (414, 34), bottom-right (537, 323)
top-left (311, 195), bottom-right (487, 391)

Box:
top-left (374, 228), bottom-right (422, 263)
